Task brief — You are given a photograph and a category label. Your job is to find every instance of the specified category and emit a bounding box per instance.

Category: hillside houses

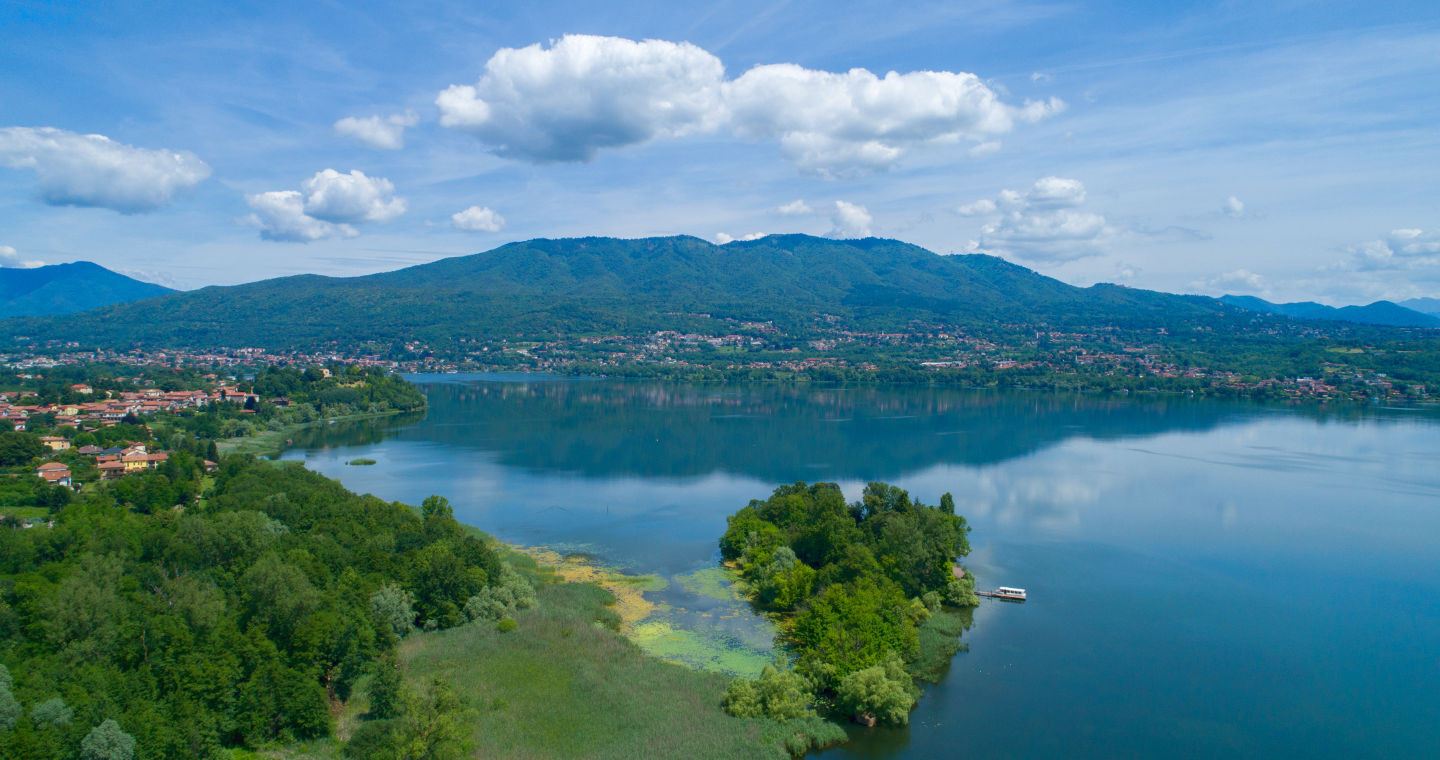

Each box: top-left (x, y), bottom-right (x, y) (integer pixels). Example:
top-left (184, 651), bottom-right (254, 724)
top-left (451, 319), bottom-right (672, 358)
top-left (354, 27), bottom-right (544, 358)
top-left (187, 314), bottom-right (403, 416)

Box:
top-left (95, 444), bottom-right (170, 480)
top-left (35, 461), bottom-right (71, 487)
top-left (0, 387), bottom-right (219, 431)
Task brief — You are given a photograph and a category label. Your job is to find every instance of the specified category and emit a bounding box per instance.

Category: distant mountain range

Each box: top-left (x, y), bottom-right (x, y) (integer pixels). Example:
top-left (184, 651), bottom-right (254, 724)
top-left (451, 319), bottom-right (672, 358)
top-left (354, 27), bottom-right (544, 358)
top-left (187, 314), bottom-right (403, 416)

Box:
top-left (1397, 298), bottom-right (1440, 318)
top-left (1219, 294), bottom-right (1440, 328)
top-left (0, 235), bottom-right (1239, 350)
top-left (0, 261), bottom-right (174, 319)
top-left (0, 236), bottom-right (1434, 352)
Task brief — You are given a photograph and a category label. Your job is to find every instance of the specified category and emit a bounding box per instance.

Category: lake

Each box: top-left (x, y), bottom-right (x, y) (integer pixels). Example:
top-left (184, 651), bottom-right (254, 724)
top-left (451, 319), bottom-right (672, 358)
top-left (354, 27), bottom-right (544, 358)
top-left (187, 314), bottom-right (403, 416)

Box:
top-left (281, 375), bottom-right (1440, 759)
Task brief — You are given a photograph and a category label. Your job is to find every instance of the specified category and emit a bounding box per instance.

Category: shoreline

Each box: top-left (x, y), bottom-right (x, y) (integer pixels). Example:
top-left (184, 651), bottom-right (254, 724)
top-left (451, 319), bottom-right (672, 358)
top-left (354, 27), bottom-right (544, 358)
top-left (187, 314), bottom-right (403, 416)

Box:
top-left (216, 407), bottom-right (410, 458)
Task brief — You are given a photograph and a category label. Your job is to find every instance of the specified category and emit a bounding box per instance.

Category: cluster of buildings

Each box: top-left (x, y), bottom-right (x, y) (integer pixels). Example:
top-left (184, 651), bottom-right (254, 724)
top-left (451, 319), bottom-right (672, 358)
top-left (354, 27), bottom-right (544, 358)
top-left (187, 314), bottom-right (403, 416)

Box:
top-left (4, 317), bottom-right (1434, 403)
top-left (33, 443), bottom-right (207, 490)
top-left (5, 346), bottom-right (398, 372)
top-left (0, 384), bottom-right (258, 432)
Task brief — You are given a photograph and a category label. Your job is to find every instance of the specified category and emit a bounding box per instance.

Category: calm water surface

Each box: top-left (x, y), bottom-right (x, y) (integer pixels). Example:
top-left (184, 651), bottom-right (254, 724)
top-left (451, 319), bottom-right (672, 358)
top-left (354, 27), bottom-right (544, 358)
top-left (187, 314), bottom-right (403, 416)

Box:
top-left (281, 375), bottom-right (1440, 759)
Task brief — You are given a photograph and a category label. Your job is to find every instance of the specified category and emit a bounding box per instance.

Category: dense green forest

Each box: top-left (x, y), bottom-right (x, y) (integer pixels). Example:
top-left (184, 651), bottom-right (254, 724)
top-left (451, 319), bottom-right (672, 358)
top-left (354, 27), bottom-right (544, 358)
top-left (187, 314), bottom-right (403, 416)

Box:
top-left (0, 454), bottom-right (526, 759)
top-left (718, 482), bottom-right (977, 727)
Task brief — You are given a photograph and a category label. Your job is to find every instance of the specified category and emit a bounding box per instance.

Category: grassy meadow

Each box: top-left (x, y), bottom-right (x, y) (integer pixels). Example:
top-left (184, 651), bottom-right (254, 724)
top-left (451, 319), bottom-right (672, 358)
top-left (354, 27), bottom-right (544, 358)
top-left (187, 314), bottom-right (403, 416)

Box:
top-left (399, 580), bottom-right (828, 759)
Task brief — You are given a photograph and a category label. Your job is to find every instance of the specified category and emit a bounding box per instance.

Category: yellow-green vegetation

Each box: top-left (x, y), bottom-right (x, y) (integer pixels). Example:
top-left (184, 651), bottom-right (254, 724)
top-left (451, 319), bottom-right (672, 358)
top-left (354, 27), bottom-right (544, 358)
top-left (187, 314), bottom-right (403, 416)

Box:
top-left (629, 620), bottom-right (774, 677)
top-left (394, 581), bottom-right (844, 759)
top-left (0, 506), bottom-right (47, 520)
top-left (513, 550), bottom-right (777, 678)
top-left (346, 458), bottom-right (377, 466)
top-left (677, 565), bottom-right (745, 602)
top-left (512, 547), bottom-right (663, 629)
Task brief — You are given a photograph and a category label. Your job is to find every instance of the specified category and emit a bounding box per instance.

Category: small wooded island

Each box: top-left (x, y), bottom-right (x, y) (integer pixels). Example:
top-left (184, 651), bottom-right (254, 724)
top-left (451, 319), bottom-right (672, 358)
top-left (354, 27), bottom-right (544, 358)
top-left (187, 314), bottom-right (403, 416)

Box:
top-left (718, 482), bottom-right (979, 734)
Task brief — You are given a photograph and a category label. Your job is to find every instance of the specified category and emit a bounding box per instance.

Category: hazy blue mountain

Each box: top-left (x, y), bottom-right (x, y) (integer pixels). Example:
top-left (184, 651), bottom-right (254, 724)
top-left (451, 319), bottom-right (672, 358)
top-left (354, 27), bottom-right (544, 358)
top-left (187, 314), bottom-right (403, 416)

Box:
top-left (0, 261), bottom-right (174, 319)
top-left (1397, 297), bottom-right (1440, 318)
top-left (0, 235), bottom-right (1426, 352)
top-left (1220, 294), bottom-right (1440, 328)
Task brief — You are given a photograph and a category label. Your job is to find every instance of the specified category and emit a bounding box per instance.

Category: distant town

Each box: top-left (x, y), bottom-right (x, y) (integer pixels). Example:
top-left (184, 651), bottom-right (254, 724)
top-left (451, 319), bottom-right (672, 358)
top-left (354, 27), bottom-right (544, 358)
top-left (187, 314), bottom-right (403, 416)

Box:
top-left (3, 316), bottom-right (1427, 404)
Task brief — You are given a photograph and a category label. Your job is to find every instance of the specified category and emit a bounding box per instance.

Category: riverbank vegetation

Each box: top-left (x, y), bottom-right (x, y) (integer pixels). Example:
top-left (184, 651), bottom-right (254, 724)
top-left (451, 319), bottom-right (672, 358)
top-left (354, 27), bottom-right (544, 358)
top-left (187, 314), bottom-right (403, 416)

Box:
top-left (2, 368), bottom-right (852, 758)
top-left (0, 454), bottom-right (510, 759)
top-left (719, 482), bottom-right (978, 728)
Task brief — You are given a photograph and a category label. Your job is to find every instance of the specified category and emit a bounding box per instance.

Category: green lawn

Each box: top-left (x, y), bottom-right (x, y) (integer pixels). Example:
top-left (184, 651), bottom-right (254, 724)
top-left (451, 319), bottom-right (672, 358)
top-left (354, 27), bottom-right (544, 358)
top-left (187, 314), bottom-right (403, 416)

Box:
top-left (0, 506), bottom-right (47, 520)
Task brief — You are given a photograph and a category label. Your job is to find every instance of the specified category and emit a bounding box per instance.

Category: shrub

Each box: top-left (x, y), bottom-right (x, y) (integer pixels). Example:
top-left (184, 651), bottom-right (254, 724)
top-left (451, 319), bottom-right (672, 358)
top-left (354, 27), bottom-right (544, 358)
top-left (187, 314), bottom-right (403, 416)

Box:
top-left (463, 589), bottom-right (508, 622)
top-left (0, 684), bottom-right (18, 733)
top-left (31, 696), bottom-right (74, 728)
top-left (722, 660), bottom-right (815, 720)
top-left (344, 718), bottom-right (398, 759)
top-left (942, 574), bottom-right (979, 608)
top-left (496, 617), bottom-right (518, 632)
top-left (80, 719), bottom-right (137, 760)
top-left (463, 566), bottom-right (536, 623)
top-left (371, 583), bottom-right (417, 638)
top-left (835, 652), bottom-right (916, 726)
top-left (368, 656), bottom-right (404, 719)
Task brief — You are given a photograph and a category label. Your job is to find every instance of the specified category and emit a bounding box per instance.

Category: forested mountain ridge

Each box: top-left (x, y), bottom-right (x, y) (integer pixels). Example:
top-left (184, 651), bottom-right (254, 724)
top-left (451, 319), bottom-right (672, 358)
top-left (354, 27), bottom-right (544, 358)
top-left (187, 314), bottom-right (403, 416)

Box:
top-left (0, 261), bottom-right (174, 319)
top-left (1, 235), bottom-right (1246, 351)
top-left (1220, 294), bottom-right (1440, 328)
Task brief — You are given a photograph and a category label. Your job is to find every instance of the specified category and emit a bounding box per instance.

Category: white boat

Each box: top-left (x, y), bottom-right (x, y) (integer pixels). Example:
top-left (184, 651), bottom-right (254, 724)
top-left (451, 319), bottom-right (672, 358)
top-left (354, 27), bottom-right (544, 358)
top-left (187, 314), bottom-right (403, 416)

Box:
top-left (992, 586), bottom-right (1027, 601)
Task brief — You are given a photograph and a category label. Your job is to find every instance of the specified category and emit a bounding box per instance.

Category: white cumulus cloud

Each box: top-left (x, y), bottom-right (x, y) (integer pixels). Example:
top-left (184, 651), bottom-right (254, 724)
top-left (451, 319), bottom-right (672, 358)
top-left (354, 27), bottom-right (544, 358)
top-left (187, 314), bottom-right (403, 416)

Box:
top-left (956, 198), bottom-right (997, 216)
top-left (436, 35), bottom-right (725, 163)
top-left (967, 140), bottom-right (1003, 158)
top-left (242, 190), bottom-right (356, 242)
top-left (1026, 176), bottom-right (1086, 207)
top-left (0, 126), bottom-right (210, 213)
top-left (1338, 228), bottom-right (1440, 271)
top-left (241, 169), bottom-right (404, 242)
top-left (1222, 195), bottom-right (1245, 217)
top-left (774, 199), bottom-right (813, 216)
top-left (0, 244), bottom-right (45, 269)
top-left (766, 198), bottom-right (874, 237)
top-left (959, 177), bottom-right (1112, 261)
top-left (334, 111), bottom-right (420, 150)
top-left (435, 34), bottom-right (1061, 175)
top-left (451, 205), bottom-right (505, 232)
top-left (715, 232), bottom-right (765, 244)
top-left (300, 169), bottom-right (406, 224)
top-left (827, 200), bottom-right (873, 238)
top-left (725, 64), bottom-right (1062, 177)
top-left (1196, 268), bottom-right (1266, 294)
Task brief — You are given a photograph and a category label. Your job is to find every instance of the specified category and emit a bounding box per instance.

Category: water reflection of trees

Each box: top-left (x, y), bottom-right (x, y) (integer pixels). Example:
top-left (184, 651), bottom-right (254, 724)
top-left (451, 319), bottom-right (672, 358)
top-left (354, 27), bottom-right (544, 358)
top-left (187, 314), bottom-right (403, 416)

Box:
top-left (296, 381), bottom-right (1433, 480)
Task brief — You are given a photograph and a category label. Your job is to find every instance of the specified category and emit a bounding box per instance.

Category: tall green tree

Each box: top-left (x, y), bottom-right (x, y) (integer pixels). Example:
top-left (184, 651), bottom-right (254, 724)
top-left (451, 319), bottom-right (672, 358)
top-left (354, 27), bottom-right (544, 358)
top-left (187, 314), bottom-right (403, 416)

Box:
top-left (80, 719), bottom-right (136, 760)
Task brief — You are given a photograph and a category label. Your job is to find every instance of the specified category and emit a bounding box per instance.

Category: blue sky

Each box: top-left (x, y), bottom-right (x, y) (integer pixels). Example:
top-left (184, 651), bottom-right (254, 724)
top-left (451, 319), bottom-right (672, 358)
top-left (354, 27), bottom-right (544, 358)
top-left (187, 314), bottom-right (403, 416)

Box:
top-left (1, 0), bottom-right (1437, 305)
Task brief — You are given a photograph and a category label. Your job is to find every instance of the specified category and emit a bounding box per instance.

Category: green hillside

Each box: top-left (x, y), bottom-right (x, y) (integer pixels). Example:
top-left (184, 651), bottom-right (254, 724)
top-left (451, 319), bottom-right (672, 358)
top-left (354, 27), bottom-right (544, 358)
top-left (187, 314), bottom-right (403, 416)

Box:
top-left (0, 235), bottom-right (1238, 351)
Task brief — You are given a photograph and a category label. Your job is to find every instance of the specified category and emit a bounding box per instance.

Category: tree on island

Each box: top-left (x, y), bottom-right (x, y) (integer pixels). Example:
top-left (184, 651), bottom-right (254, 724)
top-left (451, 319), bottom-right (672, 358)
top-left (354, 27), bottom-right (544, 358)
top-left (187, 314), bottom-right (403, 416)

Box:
top-left (720, 481), bottom-right (977, 726)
